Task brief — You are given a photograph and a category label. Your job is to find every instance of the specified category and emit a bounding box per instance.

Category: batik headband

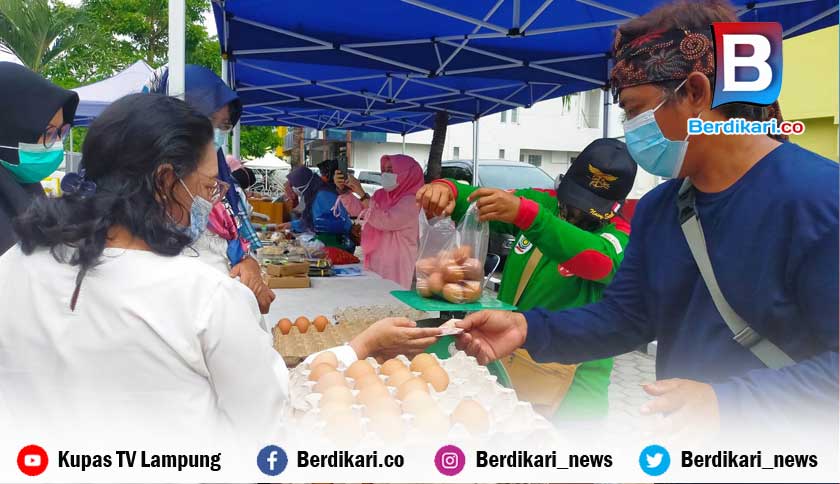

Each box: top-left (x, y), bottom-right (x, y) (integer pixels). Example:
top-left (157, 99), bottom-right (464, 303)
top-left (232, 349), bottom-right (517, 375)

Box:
top-left (610, 28), bottom-right (715, 102)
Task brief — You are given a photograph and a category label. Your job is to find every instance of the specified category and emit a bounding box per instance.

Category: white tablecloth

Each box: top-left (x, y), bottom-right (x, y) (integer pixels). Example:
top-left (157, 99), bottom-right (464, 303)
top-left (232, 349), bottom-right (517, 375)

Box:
top-left (266, 265), bottom-right (408, 322)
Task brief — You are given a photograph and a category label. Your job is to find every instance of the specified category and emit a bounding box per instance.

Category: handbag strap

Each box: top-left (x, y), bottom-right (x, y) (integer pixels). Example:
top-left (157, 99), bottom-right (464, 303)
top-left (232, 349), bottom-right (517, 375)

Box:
top-left (513, 247), bottom-right (543, 306)
top-left (678, 179), bottom-right (795, 369)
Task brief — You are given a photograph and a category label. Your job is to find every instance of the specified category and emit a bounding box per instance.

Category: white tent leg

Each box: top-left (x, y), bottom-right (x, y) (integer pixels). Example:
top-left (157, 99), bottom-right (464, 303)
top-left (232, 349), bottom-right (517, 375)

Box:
top-left (472, 119), bottom-right (479, 185)
top-left (233, 123), bottom-right (241, 158)
top-left (602, 88), bottom-right (610, 138)
top-left (402, 134), bottom-right (406, 154)
top-left (167, 0), bottom-right (186, 99)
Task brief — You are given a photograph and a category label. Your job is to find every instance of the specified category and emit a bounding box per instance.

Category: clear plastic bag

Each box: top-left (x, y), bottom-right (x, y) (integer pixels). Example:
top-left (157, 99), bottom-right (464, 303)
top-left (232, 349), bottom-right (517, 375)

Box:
top-left (415, 203), bottom-right (489, 304)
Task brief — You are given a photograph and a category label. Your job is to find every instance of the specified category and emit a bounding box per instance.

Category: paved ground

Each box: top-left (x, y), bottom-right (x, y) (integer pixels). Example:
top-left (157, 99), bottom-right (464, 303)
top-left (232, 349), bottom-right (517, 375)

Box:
top-left (608, 351), bottom-right (657, 421)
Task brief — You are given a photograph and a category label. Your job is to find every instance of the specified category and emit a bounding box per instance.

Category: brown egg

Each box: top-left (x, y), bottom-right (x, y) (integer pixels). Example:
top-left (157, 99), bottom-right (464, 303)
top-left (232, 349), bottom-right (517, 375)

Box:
top-left (353, 373), bottom-right (383, 390)
top-left (413, 407), bottom-right (450, 438)
top-left (277, 318), bottom-right (293, 335)
top-left (295, 316), bottom-right (310, 333)
top-left (442, 283), bottom-right (465, 304)
top-left (379, 358), bottom-right (407, 376)
top-left (461, 280), bottom-right (483, 303)
top-left (401, 390), bottom-right (436, 414)
top-left (451, 399), bottom-right (490, 435)
top-left (453, 245), bottom-right (473, 263)
top-left (345, 360), bottom-right (376, 380)
top-left (443, 263), bottom-right (466, 283)
top-left (315, 371), bottom-right (348, 393)
top-left (368, 412), bottom-right (405, 444)
top-left (356, 384), bottom-right (391, 406)
top-left (428, 272), bottom-right (445, 294)
top-left (396, 377), bottom-right (430, 400)
top-left (420, 365), bottom-right (450, 392)
top-left (462, 258), bottom-right (484, 281)
top-left (311, 351), bottom-right (338, 369)
top-left (363, 396), bottom-right (401, 418)
top-left (415, 257), bottom-right (439, 276)
top-left (319, 400), bottom-right (354, 420)
top-left (416, 277), bottom-right (433, 298)
top-left (386, 368), bottom-right (414, 388)
top-left (410, 353), bottom-right (438, 372)
top-left (319, 386), bottom-right (354, 407)
top-left (309, 363), bottom-right (337, 382)
top-left (313, 315), bottom-right (329, 332)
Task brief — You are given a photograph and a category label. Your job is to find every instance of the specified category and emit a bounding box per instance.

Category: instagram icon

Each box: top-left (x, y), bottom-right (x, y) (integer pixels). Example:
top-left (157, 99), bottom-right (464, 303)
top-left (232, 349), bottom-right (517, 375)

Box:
top-left (434, 445), bottom-right (465, 476)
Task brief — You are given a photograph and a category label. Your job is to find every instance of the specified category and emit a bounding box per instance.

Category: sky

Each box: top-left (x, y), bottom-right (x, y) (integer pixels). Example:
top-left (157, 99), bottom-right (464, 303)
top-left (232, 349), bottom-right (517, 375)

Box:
top-left (0, 1), bottom-right (218, 67)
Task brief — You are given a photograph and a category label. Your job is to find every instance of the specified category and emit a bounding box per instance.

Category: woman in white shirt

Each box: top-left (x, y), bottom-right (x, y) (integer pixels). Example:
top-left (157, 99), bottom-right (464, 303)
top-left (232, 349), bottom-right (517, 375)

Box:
top-left (0, 93), bottom-right (440, 448)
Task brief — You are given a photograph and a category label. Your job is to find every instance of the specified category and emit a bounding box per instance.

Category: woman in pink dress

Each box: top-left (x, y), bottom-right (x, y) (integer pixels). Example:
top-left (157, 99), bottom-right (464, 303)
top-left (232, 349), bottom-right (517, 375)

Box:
top-left (336, 155), bottom-right (424, 288)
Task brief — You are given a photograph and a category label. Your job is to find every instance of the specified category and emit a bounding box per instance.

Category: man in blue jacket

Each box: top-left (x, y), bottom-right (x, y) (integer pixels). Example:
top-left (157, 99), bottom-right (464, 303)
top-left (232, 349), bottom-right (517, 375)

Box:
top-left (456, 0), bottom-right (837, 442)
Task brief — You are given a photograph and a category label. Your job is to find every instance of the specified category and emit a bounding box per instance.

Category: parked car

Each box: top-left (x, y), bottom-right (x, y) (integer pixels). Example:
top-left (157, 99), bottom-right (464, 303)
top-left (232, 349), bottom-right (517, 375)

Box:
top-left (428, 159), bottom-right (555, 267)
top-left (354, 169), bottom-right (382, 196)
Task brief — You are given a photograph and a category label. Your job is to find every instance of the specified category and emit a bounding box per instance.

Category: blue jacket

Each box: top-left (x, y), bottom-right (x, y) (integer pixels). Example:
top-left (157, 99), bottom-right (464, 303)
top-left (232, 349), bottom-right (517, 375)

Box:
top-left (523, 142), bottom-right (838, 436)
top-left (291, 189), bottom-right (352, 235)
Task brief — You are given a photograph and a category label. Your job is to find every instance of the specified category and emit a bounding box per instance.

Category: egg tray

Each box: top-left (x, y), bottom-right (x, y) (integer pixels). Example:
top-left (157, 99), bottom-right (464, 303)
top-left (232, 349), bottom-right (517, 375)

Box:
top-left (286, 352), bottom-right (559, 448)
top-left (272, 320), bottom-right (371, 367)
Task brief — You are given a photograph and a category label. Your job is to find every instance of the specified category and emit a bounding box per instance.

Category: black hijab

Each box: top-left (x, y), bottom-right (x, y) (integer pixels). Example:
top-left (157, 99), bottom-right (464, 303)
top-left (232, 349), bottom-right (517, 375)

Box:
top-left (0, 62), bottom-right (79, 255)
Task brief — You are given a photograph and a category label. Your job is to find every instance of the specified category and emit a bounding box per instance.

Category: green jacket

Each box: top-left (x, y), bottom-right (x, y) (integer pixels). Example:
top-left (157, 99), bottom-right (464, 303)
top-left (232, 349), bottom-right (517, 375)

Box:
top-left (444, 179), bottom-right (631, 420)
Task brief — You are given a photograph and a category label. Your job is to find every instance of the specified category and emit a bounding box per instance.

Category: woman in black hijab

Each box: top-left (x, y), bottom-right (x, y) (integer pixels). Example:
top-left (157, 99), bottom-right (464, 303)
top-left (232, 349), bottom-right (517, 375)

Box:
top-left (0, 62), bottom-right (79, 255)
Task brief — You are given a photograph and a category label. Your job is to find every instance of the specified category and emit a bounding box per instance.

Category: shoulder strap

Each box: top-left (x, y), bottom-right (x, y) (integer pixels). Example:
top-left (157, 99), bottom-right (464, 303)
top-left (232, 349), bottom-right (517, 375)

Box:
top-left (513, 247), bottom-right (543, 306)
top-left (677, 179), bottom-right (795, 369)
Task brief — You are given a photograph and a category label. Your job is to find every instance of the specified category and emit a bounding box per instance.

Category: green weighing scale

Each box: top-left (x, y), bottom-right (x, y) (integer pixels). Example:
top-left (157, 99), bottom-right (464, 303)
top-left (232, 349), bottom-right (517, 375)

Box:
top-left (390, 290), bottom-right (517, 388)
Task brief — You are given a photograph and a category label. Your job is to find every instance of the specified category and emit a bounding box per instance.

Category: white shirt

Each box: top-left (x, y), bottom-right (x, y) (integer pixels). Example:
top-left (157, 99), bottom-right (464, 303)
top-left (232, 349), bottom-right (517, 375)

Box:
top-left (0, 246), bottom-right (292, 446)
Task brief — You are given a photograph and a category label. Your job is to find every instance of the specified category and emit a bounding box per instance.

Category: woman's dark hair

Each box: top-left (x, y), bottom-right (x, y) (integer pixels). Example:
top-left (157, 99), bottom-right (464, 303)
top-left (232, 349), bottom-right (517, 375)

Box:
top-left (14, 93), bottom-right (213, 308)
top-left (615, 0), bottom-right (769, 121)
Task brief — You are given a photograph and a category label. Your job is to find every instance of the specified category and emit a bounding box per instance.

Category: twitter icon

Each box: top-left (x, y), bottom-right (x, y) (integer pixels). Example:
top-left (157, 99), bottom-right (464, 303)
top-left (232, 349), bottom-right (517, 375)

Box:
top-left (639, 444), bottom-right (670, 476)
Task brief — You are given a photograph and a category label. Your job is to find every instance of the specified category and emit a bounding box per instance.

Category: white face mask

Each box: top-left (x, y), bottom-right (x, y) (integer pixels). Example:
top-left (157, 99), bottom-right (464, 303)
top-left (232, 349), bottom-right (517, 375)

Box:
top-left (381, 172), bottom-right (398, 191)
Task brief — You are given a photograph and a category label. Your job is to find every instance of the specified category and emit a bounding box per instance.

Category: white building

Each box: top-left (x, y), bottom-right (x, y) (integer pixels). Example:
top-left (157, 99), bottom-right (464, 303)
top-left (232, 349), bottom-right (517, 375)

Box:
top-left (350, 89), bottom-right (658, 200)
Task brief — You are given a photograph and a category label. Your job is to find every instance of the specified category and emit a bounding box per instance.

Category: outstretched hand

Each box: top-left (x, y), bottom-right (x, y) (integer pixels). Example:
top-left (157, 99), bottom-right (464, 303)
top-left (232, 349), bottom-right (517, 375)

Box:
top-left (454, 310), bottom-right (528, 365)
top-left (350, 317), bottom-right (443, 361)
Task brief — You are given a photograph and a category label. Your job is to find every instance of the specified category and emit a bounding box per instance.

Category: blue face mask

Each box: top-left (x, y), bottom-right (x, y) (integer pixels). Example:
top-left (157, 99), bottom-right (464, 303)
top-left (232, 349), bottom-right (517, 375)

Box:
top-left (179, 179), bottom-right (214, 242)
top-left (213, 129), bottom-right (229, 150)
top-left (623, 79), bottom-right (691, 179)
top-left (0, 142), bottom-right (64, 183)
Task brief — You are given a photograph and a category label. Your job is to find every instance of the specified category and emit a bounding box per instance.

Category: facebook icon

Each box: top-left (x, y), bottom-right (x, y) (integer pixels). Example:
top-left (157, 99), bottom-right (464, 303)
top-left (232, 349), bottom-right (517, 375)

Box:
top-left (257, 445), bottom-right (288, 476)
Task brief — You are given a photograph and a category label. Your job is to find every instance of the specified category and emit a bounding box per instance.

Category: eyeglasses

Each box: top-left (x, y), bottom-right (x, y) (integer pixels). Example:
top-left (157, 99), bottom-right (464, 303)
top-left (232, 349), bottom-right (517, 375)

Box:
top-left (43, 123), bottom-right (71, 149)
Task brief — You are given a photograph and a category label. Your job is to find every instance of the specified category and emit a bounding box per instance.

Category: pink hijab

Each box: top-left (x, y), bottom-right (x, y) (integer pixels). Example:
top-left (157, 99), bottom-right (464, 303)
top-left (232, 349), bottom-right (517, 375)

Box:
top-left (372, 154), bottom-right (424, 208)
top-left (361, 154), bottom-right (424, 255)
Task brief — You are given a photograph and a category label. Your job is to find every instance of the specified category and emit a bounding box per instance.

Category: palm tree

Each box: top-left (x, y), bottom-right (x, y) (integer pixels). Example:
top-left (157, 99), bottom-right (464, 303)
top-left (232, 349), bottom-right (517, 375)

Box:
top-left (426, 111), bottom-right (449, 181)
top-left (0, 0), bottom-right (84, 73)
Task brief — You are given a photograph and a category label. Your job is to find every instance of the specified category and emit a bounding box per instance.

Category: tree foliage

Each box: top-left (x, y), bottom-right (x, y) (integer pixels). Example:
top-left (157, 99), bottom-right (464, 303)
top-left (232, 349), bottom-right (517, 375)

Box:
top-left (45, 0), bottom-right (220, 88)
top-left (0, 0), bottom-right (86, 73)
top-left (239, 126), bottom-right (282, 160)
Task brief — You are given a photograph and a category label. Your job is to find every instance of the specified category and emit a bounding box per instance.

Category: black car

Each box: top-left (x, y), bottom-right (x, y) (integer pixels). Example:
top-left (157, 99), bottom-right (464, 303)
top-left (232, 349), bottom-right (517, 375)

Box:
top-left (429, 159), bottom-right (556, 267)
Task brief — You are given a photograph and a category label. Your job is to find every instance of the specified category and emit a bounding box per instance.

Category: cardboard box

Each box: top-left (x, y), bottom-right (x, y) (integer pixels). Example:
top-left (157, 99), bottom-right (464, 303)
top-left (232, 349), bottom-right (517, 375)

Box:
top-left (266, 262), bottom-right (309, 277)
top-left (264, 274), bottom-right (310, 289)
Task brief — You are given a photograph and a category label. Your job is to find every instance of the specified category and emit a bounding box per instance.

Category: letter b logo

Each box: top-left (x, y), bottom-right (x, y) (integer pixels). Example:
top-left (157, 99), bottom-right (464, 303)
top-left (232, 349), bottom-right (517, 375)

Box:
top-left (712, 22), bottom-right (782, 108)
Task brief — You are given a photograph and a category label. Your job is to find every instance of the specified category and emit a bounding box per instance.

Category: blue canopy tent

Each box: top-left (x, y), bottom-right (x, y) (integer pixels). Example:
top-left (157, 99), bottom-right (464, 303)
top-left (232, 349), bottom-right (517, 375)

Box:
top-left (205, 0), bottom-right (838, 175)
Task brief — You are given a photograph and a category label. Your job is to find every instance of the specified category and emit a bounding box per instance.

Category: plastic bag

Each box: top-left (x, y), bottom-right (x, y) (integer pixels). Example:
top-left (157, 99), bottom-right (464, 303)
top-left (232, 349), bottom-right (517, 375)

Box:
top-left (415, 203), bottom-right (489, 304)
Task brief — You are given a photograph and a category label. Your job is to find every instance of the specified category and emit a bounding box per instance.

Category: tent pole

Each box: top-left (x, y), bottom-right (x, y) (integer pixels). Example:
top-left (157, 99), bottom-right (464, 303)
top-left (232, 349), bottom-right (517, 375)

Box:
top-left (233, 123), bottom-right (241, 158)
top-left (68, 127), bottom-right (74, 172)
top-left (167, 0), bottom-right (185, 99)
top-left (402, 134), bottom-right (406, 154)
top-left (602, 88), bottom-right (609, 138)
top-left (472, 118), bottom-right (479, 185)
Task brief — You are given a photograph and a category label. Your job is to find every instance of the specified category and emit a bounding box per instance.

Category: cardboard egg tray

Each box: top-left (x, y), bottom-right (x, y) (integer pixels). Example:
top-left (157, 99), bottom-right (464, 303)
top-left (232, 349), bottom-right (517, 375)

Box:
top-left (286, 352), bottom-right (559, 448)
top-left (273, 320), bottom-right (371, 367)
